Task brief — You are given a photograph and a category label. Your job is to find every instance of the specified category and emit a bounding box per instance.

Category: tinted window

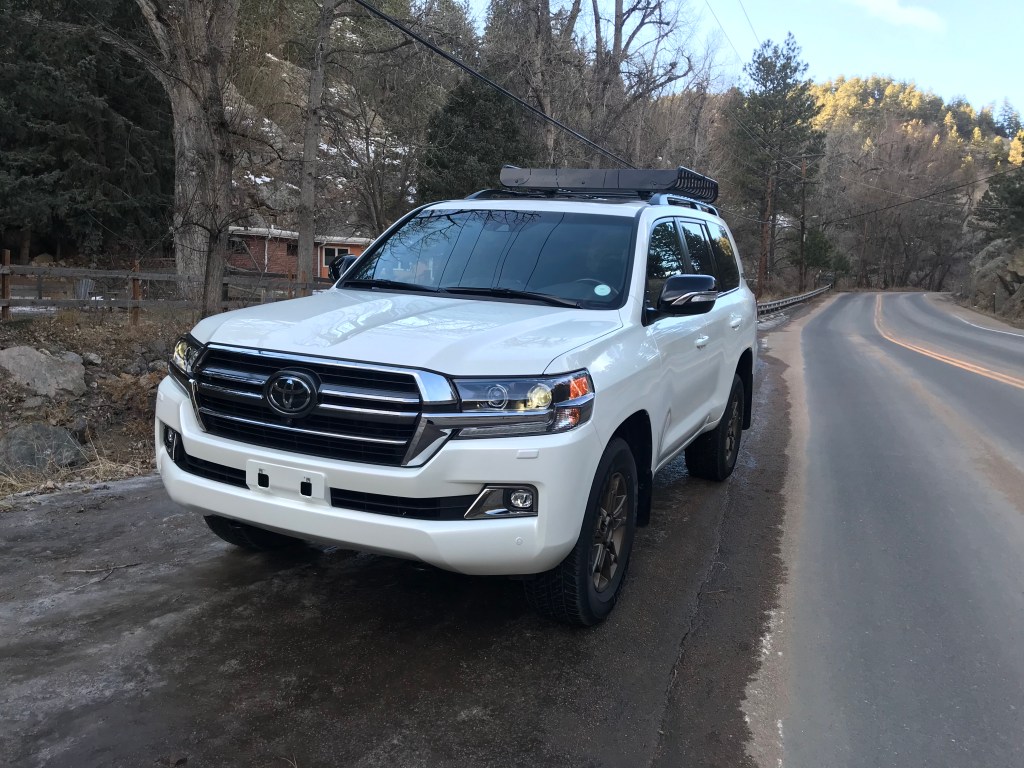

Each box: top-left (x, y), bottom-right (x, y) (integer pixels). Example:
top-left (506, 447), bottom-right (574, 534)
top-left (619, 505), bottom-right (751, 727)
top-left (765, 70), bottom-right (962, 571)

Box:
top-left (646, 220), bottom-right (685, 305)
top-left (678, 220), bottom-right (716, 277)
top-left (706, 221), bottom-right (741, 291)
top-left (348, 210), bottom-right (634, 308)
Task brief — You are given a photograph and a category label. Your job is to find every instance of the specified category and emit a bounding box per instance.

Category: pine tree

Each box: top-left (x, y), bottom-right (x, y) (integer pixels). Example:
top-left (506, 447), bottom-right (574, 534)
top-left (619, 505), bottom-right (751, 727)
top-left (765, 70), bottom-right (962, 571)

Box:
top-left (417, 79), bottom-right (538, 202)
top-left (731, 34), bottom-right (822, 296)
top-left (0, 1), bottom-right (173, 262)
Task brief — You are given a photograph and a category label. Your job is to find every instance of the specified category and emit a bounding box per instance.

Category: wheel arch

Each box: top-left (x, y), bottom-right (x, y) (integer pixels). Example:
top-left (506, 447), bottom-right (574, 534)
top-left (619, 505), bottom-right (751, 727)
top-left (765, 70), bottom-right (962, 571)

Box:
top-left (736, 348), bottom-right (753, 429)
top-left (610, 410), bottom-right (653, 527)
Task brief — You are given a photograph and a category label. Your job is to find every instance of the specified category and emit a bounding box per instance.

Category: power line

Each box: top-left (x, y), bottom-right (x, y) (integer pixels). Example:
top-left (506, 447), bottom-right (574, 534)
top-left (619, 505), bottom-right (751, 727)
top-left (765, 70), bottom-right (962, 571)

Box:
top-left (736, 0), bottom-right (760, 46)
top-left (703, 0), bottom-right (744, 64)
top-left (348, 0), bottom-right (635, 169)
top-left (821, 166), bottom-right (1023, 225)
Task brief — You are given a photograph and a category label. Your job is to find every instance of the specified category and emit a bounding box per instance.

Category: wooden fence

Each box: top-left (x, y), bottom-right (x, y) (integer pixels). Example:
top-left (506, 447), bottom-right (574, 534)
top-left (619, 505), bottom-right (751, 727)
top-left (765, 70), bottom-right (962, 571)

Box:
top-left (0, 249), bottom-right (333, 324)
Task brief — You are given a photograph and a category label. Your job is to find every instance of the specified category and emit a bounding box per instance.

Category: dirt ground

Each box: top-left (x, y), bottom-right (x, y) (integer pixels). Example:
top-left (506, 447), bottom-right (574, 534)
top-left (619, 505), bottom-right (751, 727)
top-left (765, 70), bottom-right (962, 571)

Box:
top-left (0, 309), bottom-right (196, 497)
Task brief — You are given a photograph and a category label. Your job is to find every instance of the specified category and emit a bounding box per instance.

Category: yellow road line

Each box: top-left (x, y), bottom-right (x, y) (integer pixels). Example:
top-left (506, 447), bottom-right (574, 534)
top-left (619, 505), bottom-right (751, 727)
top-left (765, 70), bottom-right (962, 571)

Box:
top-left (873, 295), bottom-right (1024, 392)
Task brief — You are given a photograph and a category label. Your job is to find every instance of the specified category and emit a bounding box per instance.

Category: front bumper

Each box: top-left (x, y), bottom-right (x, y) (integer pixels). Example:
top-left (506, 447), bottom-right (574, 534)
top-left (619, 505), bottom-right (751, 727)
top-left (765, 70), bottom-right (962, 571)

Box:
top-left (154, 377), bottom-right (602, 575)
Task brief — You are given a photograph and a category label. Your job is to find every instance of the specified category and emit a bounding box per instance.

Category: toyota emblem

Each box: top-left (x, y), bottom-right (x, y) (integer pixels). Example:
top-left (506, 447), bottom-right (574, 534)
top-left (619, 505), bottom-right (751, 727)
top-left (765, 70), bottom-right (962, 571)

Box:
top-left (265, 370), bottom-right (318, 417)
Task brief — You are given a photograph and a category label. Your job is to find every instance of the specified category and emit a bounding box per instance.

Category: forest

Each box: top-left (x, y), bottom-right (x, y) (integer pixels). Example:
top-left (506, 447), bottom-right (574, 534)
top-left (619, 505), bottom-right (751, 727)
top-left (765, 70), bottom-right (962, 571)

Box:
top-left (2, 0), bottom-right (1023, 318)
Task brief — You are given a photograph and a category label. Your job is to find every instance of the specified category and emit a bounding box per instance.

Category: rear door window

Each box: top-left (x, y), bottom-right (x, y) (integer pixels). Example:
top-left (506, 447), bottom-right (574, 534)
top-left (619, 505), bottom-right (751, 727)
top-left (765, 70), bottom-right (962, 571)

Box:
top-left (706, 221), bottom-right (741, 292)
top-left (677, 220), bottom-right (716, 278)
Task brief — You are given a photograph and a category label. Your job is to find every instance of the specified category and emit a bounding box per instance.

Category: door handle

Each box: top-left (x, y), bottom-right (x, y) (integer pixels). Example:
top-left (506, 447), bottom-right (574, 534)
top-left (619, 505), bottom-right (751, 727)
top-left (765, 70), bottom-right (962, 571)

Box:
top-left (729, 317), bottom-right (742, 330)
top-left (695, 335), bottom-right (710, 349)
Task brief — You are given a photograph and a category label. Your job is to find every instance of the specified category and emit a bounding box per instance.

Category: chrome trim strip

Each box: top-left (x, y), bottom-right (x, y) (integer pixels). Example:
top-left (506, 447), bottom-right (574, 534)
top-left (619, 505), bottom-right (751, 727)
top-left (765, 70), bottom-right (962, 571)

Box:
top-left (201, 367), bottom-right (269, 386)
top-left (319, 384), bottom-right (420, 404)
top-left (198, 408), bottom-right (408, 446)
top-left (316, 402), bottom-right (418, 422)
top-left (197, 382), bottom-right (264, 401)
top-left (419, 410), bottom-right (552, 428)
top-left (202, 343), bottom-right (455, 404)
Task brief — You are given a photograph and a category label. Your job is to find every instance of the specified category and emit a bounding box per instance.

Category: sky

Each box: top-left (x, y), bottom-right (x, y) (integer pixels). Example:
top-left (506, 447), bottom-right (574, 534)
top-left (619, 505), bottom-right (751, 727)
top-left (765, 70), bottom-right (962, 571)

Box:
top-left (699, 0), bottom-right (1022, 111)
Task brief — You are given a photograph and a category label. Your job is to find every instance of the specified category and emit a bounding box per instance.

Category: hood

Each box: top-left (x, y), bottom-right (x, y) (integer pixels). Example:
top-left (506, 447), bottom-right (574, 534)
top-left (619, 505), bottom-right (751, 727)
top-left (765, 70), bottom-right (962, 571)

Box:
top-left (190, 289), bottom-right (623, 375)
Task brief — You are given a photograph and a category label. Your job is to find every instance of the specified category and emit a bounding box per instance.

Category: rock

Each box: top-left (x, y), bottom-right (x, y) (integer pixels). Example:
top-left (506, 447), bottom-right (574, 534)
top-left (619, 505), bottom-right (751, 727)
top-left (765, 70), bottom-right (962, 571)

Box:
top-left (70, 415), bottom-right (91, 443)
top-left (23, 396), bottom-right (45, 409)
top-left (145, 338), bottom-right (169, 360)
top-left (0, 346), bottom-right (86, 398)
top-left (127, 357), bottom-right (149, 375)
top-left (83, 352), bottom-right (102, 366)
top-left (148, 360), bottom-right (169, 374)
top-left (29, 253), bottom-right (55, 266)
top-left (968, 239), bottom-right (1024, 319)
top-left (0, 423), bottom-right (87, 472)
top-left (60, 351), bottom-right (83, 365)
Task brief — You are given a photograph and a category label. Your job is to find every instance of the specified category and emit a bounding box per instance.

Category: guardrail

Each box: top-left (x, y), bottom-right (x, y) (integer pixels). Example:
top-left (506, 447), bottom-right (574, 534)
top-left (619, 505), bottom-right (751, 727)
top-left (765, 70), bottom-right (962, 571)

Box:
top-left (756, 284), bottom-right (833, 317)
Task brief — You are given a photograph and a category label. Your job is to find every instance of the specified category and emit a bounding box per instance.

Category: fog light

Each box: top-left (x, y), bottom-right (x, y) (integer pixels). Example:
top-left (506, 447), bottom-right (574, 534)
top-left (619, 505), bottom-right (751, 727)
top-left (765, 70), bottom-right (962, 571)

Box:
top-left (162, 424), bottom-right (180, 460)
top-left (509, 489), bottom-right (533, 509)
top-left (465, 485), bottom-right (538, 519)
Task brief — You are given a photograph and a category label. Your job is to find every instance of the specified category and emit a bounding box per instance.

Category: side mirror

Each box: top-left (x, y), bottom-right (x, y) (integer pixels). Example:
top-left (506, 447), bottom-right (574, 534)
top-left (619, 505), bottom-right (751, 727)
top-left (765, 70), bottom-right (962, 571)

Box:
top-left (329, 254), bottom-right (358, 282)
top-left (658, 274), bottom-right (718, 315)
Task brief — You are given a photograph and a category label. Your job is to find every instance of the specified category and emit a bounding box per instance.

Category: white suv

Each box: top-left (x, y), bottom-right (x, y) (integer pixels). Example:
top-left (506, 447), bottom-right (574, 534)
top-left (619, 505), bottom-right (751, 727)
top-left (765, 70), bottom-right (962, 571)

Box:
top-left (155, 167), bottom-right (757, 625)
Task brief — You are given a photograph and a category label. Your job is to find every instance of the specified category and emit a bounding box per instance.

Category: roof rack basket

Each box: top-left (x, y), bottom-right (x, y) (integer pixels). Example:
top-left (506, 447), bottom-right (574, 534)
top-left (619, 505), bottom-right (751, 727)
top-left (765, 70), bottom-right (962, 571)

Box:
top-left (495, 165), bottom-right (719, 204)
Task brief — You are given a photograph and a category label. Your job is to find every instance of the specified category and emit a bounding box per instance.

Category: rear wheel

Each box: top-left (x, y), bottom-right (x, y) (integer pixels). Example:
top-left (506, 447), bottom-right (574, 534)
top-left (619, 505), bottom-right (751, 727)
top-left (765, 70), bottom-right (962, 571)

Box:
top-left (524, 438), bottom-right (637, 626)
top-left (204, 515), bottom-right (301, 551)
top-left (685, 374), bottom-right (744, 481)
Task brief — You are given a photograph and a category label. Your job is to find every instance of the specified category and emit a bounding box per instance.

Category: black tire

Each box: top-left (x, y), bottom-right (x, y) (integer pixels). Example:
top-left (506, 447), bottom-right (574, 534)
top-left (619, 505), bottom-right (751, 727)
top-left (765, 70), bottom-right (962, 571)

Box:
top-left (524, 438), bottom-right (637, 626)
top-left (685, 373), bottom-right (744, 482)
top-left (204, 515), bottom-right (300, 551)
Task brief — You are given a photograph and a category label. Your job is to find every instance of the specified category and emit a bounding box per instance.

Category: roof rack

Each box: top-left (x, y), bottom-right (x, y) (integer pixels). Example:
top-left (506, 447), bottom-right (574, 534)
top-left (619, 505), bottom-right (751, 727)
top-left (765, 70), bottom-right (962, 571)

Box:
top-left (493, 165), bottom-right (719, 203)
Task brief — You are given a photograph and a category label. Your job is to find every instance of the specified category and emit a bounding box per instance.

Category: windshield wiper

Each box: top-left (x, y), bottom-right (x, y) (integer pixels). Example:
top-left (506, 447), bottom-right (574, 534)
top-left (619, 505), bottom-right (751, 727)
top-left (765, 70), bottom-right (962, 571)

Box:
top-left (444, 286), bottom-right (580, 308)
top-left (342, 278), bottom-right (442, 293)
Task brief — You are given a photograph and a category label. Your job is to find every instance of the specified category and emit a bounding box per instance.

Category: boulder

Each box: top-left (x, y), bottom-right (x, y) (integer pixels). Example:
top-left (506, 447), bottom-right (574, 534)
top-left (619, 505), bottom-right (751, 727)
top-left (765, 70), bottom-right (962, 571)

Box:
top-left (968, 239), bottom-right (1024, 318)
top-left (60, 351), bottom-right (84, 364)
top-left (83, 352), bottom-right (102, 366)
top-left (0, 346), bottom-right (86, 398)
top-left (0, 423), bottom-right (87, 472)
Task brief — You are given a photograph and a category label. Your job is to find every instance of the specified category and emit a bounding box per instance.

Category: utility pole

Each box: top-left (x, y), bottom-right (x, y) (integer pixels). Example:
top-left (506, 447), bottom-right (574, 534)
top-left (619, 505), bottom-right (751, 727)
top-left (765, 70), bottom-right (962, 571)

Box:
top-left (757, 173), bottom-right (774, 299)
top-left (798, 157), bottom-right (807, 293)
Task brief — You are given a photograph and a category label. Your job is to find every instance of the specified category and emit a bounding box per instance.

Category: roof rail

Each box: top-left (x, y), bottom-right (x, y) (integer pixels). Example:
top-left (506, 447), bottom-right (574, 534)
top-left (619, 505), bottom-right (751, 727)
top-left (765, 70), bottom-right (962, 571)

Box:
top-left (648, 193), bottom-right (719, 216)
top-left (496, 165), bottom-right (719, 203)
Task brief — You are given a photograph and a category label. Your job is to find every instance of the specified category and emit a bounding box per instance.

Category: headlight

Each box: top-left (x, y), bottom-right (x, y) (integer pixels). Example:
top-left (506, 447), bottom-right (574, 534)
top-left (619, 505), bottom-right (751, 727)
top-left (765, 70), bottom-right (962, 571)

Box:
top-left (451, 370), bottom-right (594, 438)
top-left (169, 335), bottom-right (202, 382)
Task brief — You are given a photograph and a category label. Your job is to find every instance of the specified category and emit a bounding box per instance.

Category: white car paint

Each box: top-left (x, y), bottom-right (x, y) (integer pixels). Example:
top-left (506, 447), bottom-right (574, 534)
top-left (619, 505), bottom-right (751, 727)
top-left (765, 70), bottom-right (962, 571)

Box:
top-left (156, 196), bottom-right (757, 575)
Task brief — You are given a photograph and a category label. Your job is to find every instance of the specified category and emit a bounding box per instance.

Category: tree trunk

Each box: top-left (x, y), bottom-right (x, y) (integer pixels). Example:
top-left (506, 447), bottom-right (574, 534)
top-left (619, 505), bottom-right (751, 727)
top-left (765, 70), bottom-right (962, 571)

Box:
top-left (297, 0), bottom-right (337, 295)
top-left (167, 80), bottom-right (233, 317)
top-left (19, 227), bottom-right (31, 265)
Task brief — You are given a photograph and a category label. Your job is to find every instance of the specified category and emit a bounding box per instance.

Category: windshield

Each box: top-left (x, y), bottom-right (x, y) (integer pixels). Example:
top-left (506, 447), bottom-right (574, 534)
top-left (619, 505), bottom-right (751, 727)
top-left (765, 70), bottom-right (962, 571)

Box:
top-left (344, 209), bottom-right (635, 308)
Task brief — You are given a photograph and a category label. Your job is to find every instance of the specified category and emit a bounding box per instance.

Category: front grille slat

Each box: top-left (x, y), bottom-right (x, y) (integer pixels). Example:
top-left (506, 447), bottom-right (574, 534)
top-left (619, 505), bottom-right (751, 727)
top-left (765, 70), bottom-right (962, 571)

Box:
top-left (193, 346), bottom-right (425, 466)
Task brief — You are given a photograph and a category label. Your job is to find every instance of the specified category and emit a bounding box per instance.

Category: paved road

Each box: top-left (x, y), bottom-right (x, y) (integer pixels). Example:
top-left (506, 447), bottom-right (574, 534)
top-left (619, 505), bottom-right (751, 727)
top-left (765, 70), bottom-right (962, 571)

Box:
top-left (1, 338), bottom-right (792, 767)
top-left (754, 293), bottom-right (1024, 767)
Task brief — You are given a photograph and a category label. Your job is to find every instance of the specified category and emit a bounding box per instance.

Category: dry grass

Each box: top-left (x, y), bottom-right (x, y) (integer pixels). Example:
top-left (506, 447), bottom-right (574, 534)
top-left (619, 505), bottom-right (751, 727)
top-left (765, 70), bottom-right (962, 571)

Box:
top-left (0, 441), bottom-right (151, 502)
top-left (0, 308), bottom-right (188, 499)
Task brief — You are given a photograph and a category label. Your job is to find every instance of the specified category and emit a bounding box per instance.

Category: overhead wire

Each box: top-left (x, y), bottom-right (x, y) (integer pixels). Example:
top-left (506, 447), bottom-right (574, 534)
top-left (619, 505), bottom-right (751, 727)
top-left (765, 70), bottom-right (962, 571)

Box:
top-left (347, 0), bottom-right (636, 169)
top-left (736, 0), bottom-right (760, 46)
top-left (702, 0), bottom-right (744, 63)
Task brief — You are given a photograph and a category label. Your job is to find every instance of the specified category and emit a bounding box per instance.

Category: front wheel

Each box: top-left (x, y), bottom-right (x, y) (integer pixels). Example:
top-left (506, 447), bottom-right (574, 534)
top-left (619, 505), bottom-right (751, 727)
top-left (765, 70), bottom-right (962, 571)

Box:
top-left (524, 438), bottom-right (637, 626)
top-left (685, 373), bottom-right (744, 481)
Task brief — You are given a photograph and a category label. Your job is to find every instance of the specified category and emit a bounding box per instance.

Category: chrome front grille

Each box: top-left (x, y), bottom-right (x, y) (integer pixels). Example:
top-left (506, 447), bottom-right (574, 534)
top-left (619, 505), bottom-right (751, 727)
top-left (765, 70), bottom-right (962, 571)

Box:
top-left (192, 346), bottom-right (435, 466)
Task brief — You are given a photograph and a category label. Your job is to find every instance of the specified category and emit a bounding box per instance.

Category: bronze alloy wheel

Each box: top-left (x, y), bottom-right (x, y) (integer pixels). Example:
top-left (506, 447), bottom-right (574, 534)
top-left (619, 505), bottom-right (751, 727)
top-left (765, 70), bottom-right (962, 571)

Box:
top-left (724, 397), bottom-right (741, 466)
top-left (591, 470), bottom-right (629, 593)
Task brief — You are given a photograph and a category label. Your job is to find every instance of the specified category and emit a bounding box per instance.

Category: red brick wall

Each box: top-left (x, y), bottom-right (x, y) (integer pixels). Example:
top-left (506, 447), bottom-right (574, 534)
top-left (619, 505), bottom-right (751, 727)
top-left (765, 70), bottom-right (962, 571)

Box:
top-left (227, 236), bottom-right (367, 278)
top-left (227, 236), bottom-right (295, 274)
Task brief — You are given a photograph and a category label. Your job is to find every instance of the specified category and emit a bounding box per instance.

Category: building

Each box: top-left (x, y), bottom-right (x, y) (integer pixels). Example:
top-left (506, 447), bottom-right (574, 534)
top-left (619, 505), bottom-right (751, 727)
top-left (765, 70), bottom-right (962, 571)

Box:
top-left (227, 227), bottom-right (372, 279)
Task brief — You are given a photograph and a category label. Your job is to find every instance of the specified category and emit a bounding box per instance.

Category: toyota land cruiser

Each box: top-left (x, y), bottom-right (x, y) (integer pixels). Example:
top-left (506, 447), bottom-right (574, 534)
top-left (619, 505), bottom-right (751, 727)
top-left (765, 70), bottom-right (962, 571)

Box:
top-left (155, 166), bottom-right (757, 625)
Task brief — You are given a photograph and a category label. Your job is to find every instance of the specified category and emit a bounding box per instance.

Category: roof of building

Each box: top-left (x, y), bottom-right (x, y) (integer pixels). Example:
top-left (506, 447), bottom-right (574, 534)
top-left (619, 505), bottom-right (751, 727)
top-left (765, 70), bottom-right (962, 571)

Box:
top-left (228, 226), bottom-right (372, 246)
